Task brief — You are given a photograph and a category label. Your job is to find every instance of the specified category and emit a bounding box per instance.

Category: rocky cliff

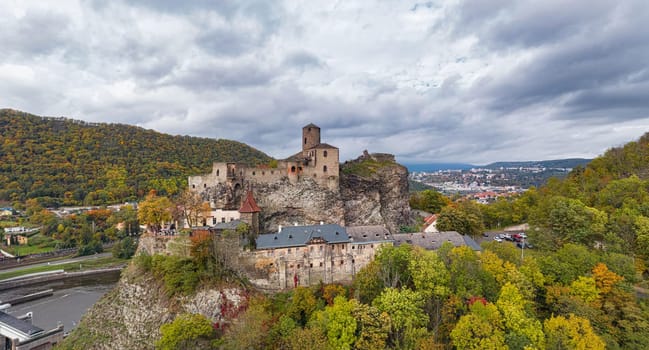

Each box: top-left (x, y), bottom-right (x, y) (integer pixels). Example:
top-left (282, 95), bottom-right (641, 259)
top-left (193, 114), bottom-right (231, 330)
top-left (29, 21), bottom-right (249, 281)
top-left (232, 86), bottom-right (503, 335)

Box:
top-left (255, 177), bottom-right (345, 232)
top-left (340, 152), bottom-right (412, 233)
top-left (250, 152), bottom-right (411, 233)
top-left (55, 264), bottom-right (247, 350)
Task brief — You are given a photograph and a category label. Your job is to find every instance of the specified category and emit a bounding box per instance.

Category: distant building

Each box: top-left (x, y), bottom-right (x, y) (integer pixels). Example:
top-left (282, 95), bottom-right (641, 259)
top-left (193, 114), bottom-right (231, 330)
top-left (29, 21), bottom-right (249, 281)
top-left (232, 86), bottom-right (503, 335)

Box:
top-left (0, 311), bottom-right (64, 350)
top-left (0, 208), bottom-right (13, 217)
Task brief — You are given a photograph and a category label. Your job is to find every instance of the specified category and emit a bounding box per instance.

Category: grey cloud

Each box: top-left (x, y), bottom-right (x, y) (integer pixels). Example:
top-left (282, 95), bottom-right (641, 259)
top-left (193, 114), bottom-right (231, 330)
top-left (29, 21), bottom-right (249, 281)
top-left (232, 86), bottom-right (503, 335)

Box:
top-left (0, 10), bottom-right (71, 58)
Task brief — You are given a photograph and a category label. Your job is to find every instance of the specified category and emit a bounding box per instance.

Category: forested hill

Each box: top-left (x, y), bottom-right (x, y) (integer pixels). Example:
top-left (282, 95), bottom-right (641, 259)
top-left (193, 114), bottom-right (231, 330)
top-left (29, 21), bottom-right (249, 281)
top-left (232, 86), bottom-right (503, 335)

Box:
top-left (485, 158), bottom-right (591, 169)
top-left (0, 109), bottom-right (272, 206)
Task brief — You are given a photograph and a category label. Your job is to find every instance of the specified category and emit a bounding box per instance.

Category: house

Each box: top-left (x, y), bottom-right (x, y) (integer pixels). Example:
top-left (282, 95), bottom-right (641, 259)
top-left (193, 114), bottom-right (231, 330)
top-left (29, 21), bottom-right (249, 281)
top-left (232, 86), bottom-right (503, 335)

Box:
top-left (422, 214), bottom-right (438, 233)
top-left (0, 207), bottom-right (13, 217)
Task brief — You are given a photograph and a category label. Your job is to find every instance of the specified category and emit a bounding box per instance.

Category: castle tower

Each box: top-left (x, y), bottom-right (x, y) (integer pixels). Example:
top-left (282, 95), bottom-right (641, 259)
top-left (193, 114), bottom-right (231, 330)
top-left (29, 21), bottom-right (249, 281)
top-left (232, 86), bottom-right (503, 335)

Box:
top-left (239, 190), bottom-right (261, 237)
top-left (302, 123), bottom-right (321, 151)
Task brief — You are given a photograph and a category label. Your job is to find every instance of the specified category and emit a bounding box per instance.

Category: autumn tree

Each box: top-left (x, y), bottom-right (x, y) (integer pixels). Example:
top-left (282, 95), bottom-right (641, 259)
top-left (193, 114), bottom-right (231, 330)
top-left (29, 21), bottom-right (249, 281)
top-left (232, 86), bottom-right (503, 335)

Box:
top-left (176, 189), bottom-right (211, 228)
top-left (543, 314), bottom-right (605, 350)
top-left (450, 301), bottom-right (507, 349)
top-left (137, 191), bottom-right (172, 233)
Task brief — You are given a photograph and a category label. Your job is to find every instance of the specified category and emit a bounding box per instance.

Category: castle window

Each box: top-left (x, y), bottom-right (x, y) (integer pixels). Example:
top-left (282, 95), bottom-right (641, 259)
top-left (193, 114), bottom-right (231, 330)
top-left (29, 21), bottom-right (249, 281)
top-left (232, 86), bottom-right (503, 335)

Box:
top-left (319, 262), bottom-right (323, 267)
top-left (221, 218), bottom-right (226, 223)
top-left (288, 248), bottom-right (292, 253)
top-left (340, 260), bottom-right (344, 265)
top-left (352, 259), bottom-right (355, 264)
top-left (319, 246), bottom-right (323, 251)
top-left (313, 174), bottom-right (317, 177)
top-left (192, 184), bottom-right (195, 189)
top-left (212, 218), bottom-right (216, 225)
top-left (216, 169), bottom-right (220, 176)
top-left (291, 166), bottom-right (296, 173)
top-left (204, 184), bottom-right (206, 188)
top-left (297, 264), bottom-right (300, 269)
top-left (298, 166), bottom-right (302, 171)
top-left (324, 150), bottom-right (328, 157)
top-left (323, 165), bottom-right (328, 172)
top-left (252, 171), bottom-right (256, 176)
top-left (271, 171), bottom-right (274, 174)
top-left (290, 264), bottom-right (294, 268)
top-left (262, 171), bottom-right (265, 175)
top-left (310, 263), bottom-right (313, 268)
top-left (304, 137), bottom-right (307, 145)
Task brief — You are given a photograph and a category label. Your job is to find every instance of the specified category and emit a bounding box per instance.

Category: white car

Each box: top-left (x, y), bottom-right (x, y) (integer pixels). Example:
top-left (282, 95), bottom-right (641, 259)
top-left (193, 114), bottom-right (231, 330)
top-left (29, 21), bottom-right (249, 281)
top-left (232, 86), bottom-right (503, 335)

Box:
top-left (494, 236), bottom-right (503, 242)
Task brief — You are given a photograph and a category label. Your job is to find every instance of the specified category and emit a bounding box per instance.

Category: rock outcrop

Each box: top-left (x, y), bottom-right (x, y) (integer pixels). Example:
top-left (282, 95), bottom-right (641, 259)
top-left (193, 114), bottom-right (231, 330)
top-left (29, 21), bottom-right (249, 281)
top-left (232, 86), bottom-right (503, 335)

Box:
top-left (255, 177), bottom-right (345, 232)
top-left (56, 265), bottom-right (247, 350)
top-left (340, 152), bottom-right (412, 233)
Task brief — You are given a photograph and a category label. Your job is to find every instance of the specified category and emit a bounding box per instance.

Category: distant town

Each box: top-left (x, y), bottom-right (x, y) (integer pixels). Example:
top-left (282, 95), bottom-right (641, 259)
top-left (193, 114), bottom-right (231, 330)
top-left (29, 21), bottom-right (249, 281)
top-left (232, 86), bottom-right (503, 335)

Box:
top-left (409, 162), bottom-right (587, 202)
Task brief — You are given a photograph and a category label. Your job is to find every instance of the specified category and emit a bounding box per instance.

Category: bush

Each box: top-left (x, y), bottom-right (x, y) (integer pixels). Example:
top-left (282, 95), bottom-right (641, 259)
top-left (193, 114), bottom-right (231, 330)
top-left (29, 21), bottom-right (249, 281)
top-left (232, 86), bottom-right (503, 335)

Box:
top-left (151, 255), bottom-right (200, 296)
top-left (77, 240), bottom-right (103, 256)
top-left (156, 313), bottom-right (215, 350)
top-left (112, 237), bottom-right (137, 259)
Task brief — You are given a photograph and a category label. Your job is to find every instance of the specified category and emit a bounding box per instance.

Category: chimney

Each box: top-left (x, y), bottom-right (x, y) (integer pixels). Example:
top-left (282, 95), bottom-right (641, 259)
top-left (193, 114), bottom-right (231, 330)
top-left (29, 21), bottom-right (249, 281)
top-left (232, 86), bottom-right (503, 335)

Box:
top-left (278, 225), bottom-right (282, 233)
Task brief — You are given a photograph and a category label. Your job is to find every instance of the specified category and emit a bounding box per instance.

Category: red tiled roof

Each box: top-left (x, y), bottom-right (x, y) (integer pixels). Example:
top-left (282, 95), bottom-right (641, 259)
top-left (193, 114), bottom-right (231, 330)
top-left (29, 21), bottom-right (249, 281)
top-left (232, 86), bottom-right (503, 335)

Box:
top-left (239, 191), bottom-right (261, 213)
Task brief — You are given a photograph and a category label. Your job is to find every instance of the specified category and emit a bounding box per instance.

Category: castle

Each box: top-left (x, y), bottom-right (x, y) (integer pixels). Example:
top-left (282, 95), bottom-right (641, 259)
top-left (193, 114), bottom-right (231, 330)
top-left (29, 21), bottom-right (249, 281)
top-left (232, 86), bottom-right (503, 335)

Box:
top-left (188, 123), bottom-right (339, 194)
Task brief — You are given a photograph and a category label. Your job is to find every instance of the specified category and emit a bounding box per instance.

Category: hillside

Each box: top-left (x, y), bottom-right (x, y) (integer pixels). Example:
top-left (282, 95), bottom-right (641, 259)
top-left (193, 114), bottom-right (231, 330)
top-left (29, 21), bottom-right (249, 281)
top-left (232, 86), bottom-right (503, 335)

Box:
top-left (0, 109), bottom-right (272, 206)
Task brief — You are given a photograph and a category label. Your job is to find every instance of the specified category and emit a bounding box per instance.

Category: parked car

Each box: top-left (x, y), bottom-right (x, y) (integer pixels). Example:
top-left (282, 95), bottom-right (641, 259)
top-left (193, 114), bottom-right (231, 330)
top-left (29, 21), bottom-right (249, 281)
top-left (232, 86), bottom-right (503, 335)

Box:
top-left (482, 232), bottom-right (489, 237)
top-left (519, 232), bottom-right (528, 239)
top-left (494, 236), bottom-right (503, 243)
top-left (503, 233), bottom-right (513, 241)
top-left (516, 242), bottom-right (533, 249)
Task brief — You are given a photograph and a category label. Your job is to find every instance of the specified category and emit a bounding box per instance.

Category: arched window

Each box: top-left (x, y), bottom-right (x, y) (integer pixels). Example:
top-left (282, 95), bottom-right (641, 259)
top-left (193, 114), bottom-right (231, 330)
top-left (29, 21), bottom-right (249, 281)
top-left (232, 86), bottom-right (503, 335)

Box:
top-left (252, 171), bottom-right (256, 176)
top-left (291, 166), bottom-right (296, 173)
top-left (323, 165), bottom-right (328, 172)
top-left (304, 137), bottom-right (307, 145)
top-left (323, 150), bottom-right (328, 157)
top-left (216, 169), bottom-right (220, 176)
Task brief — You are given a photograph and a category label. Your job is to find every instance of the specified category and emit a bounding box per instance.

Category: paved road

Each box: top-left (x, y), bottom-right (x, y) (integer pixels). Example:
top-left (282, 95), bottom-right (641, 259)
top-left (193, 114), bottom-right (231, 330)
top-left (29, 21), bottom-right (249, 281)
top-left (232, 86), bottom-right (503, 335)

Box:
top-left (0, 253), bottom-right (113, 275)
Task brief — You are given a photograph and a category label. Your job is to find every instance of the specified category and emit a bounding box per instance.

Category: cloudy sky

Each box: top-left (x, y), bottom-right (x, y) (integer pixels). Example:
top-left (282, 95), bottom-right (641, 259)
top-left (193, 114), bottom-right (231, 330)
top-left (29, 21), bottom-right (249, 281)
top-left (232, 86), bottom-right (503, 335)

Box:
top-left (2, 1), bottom-right (649, 165)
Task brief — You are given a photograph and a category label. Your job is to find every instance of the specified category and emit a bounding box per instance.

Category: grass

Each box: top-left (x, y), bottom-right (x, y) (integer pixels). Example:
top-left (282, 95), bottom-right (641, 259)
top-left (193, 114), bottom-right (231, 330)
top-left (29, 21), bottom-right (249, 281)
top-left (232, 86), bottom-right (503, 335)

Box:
top-left (0, 256), bottom-right (127, 281)
top-left (341, 158), bottom-right (395, 177)
top-left (1, 233), bottom-right (62, 256)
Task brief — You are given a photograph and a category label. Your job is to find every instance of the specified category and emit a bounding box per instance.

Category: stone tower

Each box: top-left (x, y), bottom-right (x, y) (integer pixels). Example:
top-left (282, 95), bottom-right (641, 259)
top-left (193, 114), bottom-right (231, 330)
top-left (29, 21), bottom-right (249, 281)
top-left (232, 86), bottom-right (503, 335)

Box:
top-left (302, 123), bottom-right (321, 151)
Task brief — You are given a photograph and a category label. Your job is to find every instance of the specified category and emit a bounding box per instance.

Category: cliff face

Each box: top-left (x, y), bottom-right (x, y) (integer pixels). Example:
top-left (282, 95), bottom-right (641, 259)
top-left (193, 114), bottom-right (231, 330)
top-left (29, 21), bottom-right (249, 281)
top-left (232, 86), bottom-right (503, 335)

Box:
top-left (340, 152), bottom-right (412, 233)
top-left (56, 265), bottom-right (247, 350)
top-left (255, 177), bottom-right (345, 232)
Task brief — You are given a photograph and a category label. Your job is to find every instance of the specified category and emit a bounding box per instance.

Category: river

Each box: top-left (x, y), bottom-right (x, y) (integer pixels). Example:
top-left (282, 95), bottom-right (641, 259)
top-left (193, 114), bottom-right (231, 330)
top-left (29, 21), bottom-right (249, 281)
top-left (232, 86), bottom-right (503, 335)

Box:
top-left (0, 271), bottom-right (121, 333)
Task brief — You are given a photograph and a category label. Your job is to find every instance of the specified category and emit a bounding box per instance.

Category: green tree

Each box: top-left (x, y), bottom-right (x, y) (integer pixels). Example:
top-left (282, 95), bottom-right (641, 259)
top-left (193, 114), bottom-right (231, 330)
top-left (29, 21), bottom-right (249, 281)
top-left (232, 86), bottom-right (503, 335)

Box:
top-left (437, 201), bottom-right (485, 237)
top-left (451, 301), bottom-right (508, 350)
top-left (409, 189), bottom-right (450, 213)
top-left (156, 313), bottom-right (215, 350)
top-left (496, 283), bottom-right (545, 349)
top-left (373, 288), bottom-right (428, 348)
top-left (352, 302), bottom-right (391, 350)
top-left (544, 314), bottom-right (605, 350)
top-left (310, 296), bottom-right (358, 350)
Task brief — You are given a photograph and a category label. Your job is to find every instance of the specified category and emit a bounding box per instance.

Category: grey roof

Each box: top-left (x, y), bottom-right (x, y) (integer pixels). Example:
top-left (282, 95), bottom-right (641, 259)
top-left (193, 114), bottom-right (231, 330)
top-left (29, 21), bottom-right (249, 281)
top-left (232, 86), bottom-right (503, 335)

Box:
top-left (347, 225), bottom-right (393, 244)
top-left (392, 231), bottom-right (464, 250)
top-left (0, 311), bottom-right (44, 337)
top-left (463, 235), bottom-right (482, 251)
top-left (213, 219), bottom-right (242, 231)
top-left (257, 224), bottom-right (349, 249)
